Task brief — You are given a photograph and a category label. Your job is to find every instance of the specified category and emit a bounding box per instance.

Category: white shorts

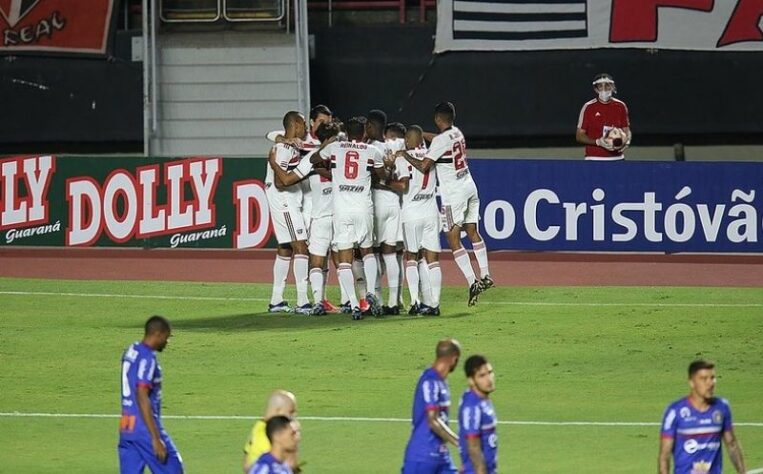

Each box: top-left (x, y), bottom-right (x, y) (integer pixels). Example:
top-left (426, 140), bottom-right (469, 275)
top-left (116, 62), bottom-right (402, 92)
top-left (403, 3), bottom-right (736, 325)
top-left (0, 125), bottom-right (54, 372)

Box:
top-left (402, 216), bottom-right (441, 253)
top-left (309, 216), bottom-right (334, 257)
top-left (374, 205), bottom-right (401, 246)
top-left (269, 205), bottom-right (308, 244)
top-left (441, 188), bottom-right (480, 230)
top-left (333, 212), bottom-right (374, 250)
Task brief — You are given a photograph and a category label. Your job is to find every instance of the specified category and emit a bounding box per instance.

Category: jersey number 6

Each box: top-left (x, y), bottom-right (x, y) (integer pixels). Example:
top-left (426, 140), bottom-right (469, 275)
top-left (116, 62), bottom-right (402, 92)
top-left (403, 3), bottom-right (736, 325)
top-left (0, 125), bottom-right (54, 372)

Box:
top-left (344, 151), bottom-right (360, 179)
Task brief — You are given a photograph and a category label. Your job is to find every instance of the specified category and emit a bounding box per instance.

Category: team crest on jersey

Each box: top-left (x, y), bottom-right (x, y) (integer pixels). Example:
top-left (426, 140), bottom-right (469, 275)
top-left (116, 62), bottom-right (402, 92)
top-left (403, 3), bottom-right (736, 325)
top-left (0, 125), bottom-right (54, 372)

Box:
top-left (680, 407), bottom-right (692, 419)
top-left (691, 460), bottom-right (712, 472)
top-left (712, 410), bottom-right (723, 424)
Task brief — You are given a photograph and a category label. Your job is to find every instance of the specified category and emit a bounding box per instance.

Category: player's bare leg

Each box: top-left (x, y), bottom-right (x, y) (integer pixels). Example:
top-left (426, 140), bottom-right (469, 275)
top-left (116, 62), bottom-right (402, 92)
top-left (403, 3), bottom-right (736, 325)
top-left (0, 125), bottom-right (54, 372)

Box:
top-left (464, 223), bottom-right (493, 290)
top-left (445, 225), bottom-right (483, 306)
top-left (269, 244), bottom-right (293, 313)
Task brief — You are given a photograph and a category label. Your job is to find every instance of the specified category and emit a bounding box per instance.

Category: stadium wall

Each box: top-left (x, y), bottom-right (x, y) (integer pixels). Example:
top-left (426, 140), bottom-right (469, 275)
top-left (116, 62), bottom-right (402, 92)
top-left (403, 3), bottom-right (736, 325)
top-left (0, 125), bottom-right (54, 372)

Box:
top-left (310, 25), bottom-right (763, 146)
top-left (2, 154), bottom-right (762, 252)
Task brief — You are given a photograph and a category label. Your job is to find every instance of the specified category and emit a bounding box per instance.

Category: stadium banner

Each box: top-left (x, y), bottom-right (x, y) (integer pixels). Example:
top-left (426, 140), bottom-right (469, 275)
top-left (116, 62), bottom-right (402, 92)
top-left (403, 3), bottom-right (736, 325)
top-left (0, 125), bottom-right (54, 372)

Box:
top-left (435, 0), bottom-right (763, 53)
top-left (0, 0), bottom-right (116, 54)
top-left (1, 155), bottom-right (762, 252)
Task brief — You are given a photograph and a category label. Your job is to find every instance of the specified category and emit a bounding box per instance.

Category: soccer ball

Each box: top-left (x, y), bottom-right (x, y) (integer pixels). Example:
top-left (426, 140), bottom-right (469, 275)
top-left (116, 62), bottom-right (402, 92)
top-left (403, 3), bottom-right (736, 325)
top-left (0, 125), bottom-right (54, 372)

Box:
top-left (604, 127), bottom-right (625, 148)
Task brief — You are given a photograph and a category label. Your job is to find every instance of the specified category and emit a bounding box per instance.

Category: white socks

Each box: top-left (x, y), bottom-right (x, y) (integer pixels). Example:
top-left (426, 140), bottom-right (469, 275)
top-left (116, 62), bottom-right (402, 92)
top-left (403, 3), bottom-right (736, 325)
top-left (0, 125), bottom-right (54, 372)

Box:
top-left (270, 255), bottom-right (291, 305)
top-left (427, 261), bottom-right (442, 307)
top-left (309, 267), bottom-right (324, 304)
top-left (294, 254), bottom-right (309, 306)
top-left (338, 263), bottom-right (358, 308)
top-left (362, 253), bottom-right (378, 297)
top-left (453, 247), bottom-right (477, 285)
top-left (382, 253), bottom-right (400, 307)
top-left (405, 260), bottom-right (419, 305)
top-left (472, 240), bottom-right (490, 279)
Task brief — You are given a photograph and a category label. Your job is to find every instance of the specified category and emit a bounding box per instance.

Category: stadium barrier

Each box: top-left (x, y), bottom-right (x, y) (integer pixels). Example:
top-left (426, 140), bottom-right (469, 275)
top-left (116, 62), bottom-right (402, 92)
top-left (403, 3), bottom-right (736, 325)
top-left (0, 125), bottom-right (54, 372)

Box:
top-left (1, 155), bottom-right (762, 252)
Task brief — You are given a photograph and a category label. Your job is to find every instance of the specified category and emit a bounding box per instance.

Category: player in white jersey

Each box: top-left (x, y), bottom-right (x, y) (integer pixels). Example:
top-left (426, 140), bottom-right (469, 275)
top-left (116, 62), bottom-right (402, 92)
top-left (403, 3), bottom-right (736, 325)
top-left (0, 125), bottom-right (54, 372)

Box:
top-left (388, 126), bottom-right (442, 316)
top-left (318, 117), bottom-right (388, 320)
top-left (264, 111), bottom-right (311, 314)
top-left (366, 110), bottom-right (405, 315)
top-left (401, 102), bottom-right (493, 306)
top-left (268, 121), bottom-right (343, 316)
top-left (266, 105), bottom-right (345, 313)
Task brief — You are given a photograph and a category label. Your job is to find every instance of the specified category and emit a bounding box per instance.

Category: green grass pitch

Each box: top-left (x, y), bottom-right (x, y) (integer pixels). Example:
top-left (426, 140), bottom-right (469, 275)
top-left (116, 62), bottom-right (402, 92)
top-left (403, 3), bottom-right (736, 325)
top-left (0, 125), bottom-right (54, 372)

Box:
top-left (0, 277), bottom-right (761, 473)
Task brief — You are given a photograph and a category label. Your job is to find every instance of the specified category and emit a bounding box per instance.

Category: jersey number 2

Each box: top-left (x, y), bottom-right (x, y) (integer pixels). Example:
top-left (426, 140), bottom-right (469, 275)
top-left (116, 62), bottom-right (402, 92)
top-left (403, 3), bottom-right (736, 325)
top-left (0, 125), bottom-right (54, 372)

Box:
top-left (453, 141), bottom-right (466, 170)
top-left (344, 151), bottom-right (360, 179)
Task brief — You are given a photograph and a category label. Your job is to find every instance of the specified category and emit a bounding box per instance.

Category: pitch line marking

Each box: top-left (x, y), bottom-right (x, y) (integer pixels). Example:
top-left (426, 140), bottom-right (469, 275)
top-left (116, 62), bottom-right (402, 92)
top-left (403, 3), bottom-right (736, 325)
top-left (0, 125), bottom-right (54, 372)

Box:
top-left (1, 412), bottom-right (762, 427)
top-left (2, 291), bottom-right (763, 308)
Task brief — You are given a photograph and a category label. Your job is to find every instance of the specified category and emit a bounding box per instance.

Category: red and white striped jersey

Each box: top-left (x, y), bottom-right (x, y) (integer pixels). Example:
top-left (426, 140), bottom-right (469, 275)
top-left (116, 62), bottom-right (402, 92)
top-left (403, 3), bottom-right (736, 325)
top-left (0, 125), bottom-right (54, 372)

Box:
top-left (320, 140), bottom-right (384, 214)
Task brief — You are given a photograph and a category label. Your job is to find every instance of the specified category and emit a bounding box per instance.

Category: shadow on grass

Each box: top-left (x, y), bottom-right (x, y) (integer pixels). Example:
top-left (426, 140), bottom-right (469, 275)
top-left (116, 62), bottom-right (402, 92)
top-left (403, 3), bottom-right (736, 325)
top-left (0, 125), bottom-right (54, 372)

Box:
top-left (171, 311), bottom-right (472, 332)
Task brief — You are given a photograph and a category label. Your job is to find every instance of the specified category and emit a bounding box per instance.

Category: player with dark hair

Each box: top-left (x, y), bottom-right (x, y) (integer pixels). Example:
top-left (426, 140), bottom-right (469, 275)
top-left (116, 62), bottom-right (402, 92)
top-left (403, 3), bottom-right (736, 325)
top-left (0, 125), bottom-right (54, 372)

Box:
top-left (402, 338), bottom-right (461, 474)
top-left (458, 355), bottom-right (497, 474)
top-left (658, 360), bottom-right (746, 474)
top-left (385, 122), bottom-right (407, 140)
top-left (265, 112), bottom-right (312, 314)
top-left (248, 415), bottom-right (300, 474)
top-left (399, 102), bottom-right (492, 307)
top-left (318, 116), bottom-right (388, 320)
top-left (118, 316), bottom-right (184, 474)
top-left (576, 73), bottom-right (632, 161)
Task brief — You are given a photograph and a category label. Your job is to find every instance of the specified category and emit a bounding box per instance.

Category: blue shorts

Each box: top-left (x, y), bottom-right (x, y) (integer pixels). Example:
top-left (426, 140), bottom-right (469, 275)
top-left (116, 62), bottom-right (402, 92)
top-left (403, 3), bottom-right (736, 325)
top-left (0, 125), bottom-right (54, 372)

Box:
top-left (401, 459), bottom-right (457, 474)
top-left (118, 434), bottom-right (184, 474)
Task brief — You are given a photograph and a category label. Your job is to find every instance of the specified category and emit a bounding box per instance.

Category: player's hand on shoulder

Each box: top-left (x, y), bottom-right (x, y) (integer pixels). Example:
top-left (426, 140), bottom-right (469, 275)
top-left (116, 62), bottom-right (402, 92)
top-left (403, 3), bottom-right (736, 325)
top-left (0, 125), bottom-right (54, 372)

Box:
top-left (285, 137), bottom-right (304, 149)
top-left (152, 437), bottom-right (168, 463)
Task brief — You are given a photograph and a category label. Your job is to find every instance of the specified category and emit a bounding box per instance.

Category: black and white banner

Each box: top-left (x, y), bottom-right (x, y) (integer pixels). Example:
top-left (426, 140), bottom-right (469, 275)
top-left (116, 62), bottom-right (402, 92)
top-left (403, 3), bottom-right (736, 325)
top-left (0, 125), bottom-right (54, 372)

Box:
top-left (435, 0), bottom-right (763, 52)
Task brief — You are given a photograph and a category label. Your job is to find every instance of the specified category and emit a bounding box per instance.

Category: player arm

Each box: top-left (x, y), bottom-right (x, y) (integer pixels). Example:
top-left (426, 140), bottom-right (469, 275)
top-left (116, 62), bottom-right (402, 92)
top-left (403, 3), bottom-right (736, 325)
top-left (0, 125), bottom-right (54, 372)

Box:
top-left (422, 131), bottom-right (437, 142)
top-left (657, 436), bottom-right (673, 474)
top-left (268, 149), bottom-right (302, 189)
top-left (426, 410), bottom-right (458, 446)
top-left (396, 150), bottom-right (434, 174)
top-left (137, 385), bottom-right (167, 462)
top-left (466, 436), bottom-right (488, 474)
top-left (575, 127), bottom-right (597, 146)
top-left (386, 176), bottom-right (409, 194)
top-left (266, 130), bottom-right (303, 149)
top-left (723, 429), bottom-right (746, 473)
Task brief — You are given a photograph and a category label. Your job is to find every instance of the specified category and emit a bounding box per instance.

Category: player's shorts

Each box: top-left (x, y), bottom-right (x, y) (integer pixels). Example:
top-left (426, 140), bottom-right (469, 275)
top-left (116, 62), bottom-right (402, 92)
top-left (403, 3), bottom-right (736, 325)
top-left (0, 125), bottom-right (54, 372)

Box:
top-left (268, 205), bottom-right (308, 244)
top-left (374, 204), bottom-right (401, 246)
top-left (118, 433), bottom-right (184, 474)
top-left (333, 212), bottom-right (374, 251)
top-left (401, 459), bottom-right (457, 474)
top-left (441, 188), bottom-right (480, 230)
top-left (402, 216), bottom-right (441, 253)
top-left (309, 216), bottom-right (334, 257)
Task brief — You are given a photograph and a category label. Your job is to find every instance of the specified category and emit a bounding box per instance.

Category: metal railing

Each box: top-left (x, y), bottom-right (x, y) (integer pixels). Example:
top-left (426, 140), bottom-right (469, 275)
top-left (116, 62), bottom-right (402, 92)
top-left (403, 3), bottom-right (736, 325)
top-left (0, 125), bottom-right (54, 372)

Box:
top-left (159, 0), bottom-right (285, 22)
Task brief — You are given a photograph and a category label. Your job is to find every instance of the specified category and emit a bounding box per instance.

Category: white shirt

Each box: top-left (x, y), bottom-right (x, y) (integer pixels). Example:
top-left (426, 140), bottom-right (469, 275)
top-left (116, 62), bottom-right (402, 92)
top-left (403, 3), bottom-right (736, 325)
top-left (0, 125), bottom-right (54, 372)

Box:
top-left (294, 150), bottom-right (333, 220)
top-left (265, 144), bottom-right (303, 210)
top-left (320, 140), bottom-right (384, 214)
top-left (425, 126), bottom-right (477, 200)
top-left (370, 138), bottom-right (406, 209)
top-left (399, 146), bottom-right (439, 222)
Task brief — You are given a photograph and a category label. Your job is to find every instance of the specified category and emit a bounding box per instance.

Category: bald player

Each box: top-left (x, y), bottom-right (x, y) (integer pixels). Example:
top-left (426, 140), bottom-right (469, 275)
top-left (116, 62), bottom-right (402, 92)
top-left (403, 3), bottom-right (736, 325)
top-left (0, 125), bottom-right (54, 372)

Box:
top-left (402, 338), bottom-right (461, 474)
top-left (242, 390), bottom-right (300, 473)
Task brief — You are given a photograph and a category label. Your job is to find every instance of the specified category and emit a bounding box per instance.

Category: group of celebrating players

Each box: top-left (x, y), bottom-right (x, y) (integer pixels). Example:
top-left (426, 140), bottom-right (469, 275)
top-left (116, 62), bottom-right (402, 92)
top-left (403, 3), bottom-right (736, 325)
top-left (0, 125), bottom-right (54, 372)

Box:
top-left (263, 102), bottom-right (494, 320)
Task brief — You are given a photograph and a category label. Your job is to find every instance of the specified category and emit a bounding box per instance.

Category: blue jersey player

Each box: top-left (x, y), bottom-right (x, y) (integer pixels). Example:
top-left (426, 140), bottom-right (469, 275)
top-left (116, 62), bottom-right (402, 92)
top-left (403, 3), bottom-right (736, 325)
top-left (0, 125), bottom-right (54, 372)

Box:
top-left (402, 338), bottom-right (461, 474)
top-left (248, 415), bottom-right (299, 474)
top-left (458, 355), bottom-right (497, 474)
top-left (118, 316), bottom-right (184, 474)
top-left (658, 360), bottom-right (746, 474)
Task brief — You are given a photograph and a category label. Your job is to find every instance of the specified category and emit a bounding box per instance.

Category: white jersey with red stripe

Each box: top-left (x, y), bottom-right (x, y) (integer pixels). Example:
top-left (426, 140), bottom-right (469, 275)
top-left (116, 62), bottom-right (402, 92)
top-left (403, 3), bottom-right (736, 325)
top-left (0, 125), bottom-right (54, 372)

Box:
top-left (265, 143), bottom-right (303, 210)
top-left (320, 140), bottom-right (384, 214)
top-left (294, 149), bottom-right (333, 220)
top-left (425, 126), bottom-right (478, 204)
top-left (370, 138), bottom-right (405, 209)
top-left (399, 146), bottom-right (438, 223)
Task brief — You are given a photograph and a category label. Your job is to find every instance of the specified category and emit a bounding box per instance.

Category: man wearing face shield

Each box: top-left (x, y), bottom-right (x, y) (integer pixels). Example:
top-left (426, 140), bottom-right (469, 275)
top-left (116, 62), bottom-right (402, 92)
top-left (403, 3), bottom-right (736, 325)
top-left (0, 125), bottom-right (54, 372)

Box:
top-left (575, 73), bottom-right (632, 161)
